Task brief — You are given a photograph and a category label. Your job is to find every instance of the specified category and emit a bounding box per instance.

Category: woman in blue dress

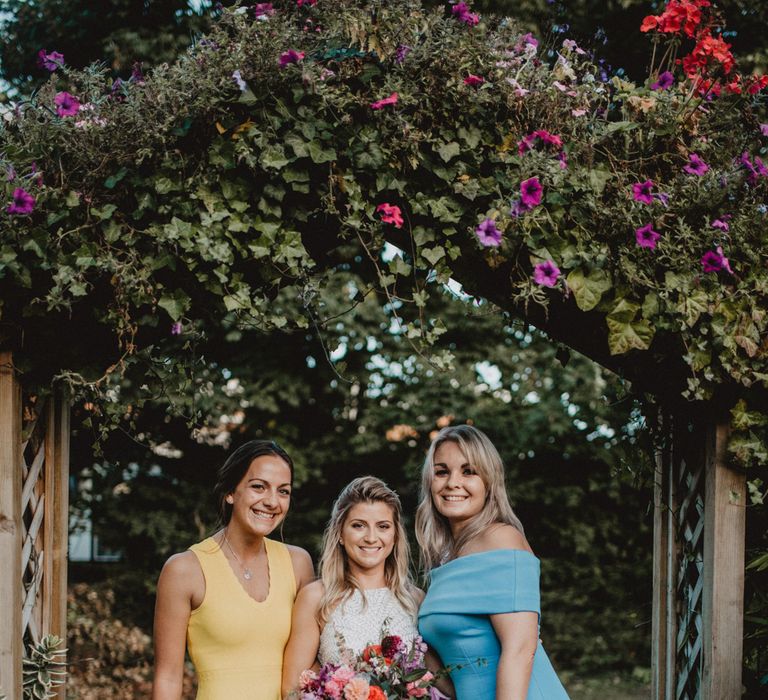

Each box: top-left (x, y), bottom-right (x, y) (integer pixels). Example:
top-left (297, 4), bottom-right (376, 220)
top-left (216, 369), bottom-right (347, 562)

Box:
top-left (416, 425), bottom-right (570, 699)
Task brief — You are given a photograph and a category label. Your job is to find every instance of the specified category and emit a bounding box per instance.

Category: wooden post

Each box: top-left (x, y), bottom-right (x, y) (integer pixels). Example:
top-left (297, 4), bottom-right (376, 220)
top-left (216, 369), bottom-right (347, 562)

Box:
top-left (50, 392), bottom-right (70, 643)
top-left (0, 352), bottom-right (22, 699)
top-left (701, 422), bottom-right (746, 699)
top-left (652, 413), bottom-right (677, 700)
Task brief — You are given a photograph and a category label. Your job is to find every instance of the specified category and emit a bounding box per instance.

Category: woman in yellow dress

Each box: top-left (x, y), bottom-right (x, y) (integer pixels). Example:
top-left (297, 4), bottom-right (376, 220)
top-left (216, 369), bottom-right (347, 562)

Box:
top-left (152, 440), bottom-right (314, 700)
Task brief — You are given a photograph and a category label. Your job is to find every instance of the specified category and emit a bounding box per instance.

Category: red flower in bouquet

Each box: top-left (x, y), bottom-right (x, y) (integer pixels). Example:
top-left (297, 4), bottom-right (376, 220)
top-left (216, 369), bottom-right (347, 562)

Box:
top-left (367, 687), bottom-right (386, 700)
top-left (381, 635), bottom-right (402, 660)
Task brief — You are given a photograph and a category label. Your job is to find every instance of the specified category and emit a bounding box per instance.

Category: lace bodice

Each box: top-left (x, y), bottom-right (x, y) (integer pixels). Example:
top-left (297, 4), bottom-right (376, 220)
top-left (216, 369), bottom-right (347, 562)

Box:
top-left (318, 587), bottom-right (418, 665)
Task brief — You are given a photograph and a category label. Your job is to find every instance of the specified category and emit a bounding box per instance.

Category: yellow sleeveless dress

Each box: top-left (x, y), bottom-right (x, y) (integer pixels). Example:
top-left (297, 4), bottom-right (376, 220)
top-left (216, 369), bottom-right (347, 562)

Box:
top-left (187, 536), bottom-right (296, 699)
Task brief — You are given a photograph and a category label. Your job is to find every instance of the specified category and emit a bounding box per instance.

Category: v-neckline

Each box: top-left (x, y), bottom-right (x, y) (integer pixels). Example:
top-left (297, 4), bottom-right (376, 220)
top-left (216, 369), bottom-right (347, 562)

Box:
top-left (217, 536), bottom-right (272, 604)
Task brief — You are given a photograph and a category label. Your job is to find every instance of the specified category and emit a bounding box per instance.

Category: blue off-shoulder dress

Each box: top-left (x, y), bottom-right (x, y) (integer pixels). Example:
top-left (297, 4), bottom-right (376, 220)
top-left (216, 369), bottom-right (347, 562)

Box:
top-left (418, 549), bottom-right (569, 699)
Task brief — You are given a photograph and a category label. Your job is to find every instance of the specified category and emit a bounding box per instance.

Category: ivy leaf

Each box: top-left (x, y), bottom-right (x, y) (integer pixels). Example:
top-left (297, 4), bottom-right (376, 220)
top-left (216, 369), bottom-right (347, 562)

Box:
top-left (676, 289), bottom-right (708, 327)
top-left (606, 317), bottom-right (654, 354)
top-left (566, 269), bottom-right (611, 311)
top-left (437, 142), bottom-right (461, 162)
top-left (588, 169), bottom-right (612, 195)
top-left (260, 146), bottom-right (290, 170)
top-left (422, 247), bottom-right (445, 266)
top-left (104, 168), bottom-right (128, 189)
top-left (158, 290), bottom-right (191, 321)
top-left (308, 141), bottom-right (336, 163)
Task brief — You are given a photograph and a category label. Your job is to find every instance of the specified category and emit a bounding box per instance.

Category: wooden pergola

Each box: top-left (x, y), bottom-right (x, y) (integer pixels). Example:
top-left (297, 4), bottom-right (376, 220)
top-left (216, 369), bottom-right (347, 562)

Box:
top-left (0, 294), bottom-right (747, 699)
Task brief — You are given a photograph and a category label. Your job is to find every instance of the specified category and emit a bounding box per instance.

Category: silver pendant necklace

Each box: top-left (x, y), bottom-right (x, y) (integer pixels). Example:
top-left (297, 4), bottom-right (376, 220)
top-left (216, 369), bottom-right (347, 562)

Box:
top-left (223, 530), bottom-right (255, 580)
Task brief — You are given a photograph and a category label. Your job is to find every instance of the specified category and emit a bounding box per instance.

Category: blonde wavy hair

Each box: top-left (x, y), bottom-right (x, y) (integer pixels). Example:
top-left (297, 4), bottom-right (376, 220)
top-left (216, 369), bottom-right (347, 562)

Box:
top-left (415, 425), bottom-right (525, 573)
top-left (317, 476), bottom-right (418, 627)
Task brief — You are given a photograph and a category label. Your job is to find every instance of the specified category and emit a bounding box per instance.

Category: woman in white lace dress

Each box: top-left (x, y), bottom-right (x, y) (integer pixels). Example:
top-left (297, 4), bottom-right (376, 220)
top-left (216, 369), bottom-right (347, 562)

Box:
top-left (281, 476), bottom-right (421, 696)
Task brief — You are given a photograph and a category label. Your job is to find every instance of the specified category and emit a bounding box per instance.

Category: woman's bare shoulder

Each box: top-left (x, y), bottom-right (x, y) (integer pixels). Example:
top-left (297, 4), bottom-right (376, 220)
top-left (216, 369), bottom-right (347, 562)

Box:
top-left (467, 524), bottom-right (533, 555)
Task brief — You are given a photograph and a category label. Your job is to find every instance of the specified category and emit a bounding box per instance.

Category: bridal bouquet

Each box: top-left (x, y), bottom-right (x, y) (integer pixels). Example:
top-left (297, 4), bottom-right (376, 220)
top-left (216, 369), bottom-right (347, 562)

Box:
top-left (296, 634), bottom-right (448, 699)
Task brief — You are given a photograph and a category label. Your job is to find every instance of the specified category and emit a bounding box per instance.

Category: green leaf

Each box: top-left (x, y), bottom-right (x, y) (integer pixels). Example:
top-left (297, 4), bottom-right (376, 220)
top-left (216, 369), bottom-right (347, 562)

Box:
top-left (566, 269), bottom-right (611, 312)
top-left (154, 177), bottom-right (177, 194)
top-left (437, 141), bottom-right (461, 162)
top-left (104, 167), bottom-right (128, 189)
top-left (65, 191), bottom-right (80, 207)
top-left (422, 247), bottom-right (445, 266)
top-left (158, 290), bottom-right (191, 321)
top-left (260, 146), bottom-right (290, 170)
top-left (588, 169), bottom-right (612, 195)
top-left (676, 288), bottom-right (708, 327)
top-left (606, 317), bottom-right (654, 355)
top-left (307, 141), bottom-right (336, 163)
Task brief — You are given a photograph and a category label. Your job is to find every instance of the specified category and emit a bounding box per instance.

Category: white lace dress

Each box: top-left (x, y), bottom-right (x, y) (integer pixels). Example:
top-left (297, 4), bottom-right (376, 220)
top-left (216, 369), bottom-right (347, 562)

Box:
top-left (317, 587), bottom-right (419, 665)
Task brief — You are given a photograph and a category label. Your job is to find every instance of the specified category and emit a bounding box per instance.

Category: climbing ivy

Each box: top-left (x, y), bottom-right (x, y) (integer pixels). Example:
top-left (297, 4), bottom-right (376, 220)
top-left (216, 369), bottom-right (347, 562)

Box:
top-left (0, 0), bottom-right (766, 465)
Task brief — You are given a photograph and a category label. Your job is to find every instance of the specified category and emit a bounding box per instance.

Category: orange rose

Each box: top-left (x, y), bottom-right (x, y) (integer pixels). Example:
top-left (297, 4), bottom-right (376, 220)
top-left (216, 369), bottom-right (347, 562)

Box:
top-left (362, 644), bottom-right (383, 663)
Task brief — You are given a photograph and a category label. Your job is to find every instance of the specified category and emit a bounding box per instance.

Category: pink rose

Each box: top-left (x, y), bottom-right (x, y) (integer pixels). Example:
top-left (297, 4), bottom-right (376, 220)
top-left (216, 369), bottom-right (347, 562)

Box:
top-left (343, 677), bottom-right (371, 700)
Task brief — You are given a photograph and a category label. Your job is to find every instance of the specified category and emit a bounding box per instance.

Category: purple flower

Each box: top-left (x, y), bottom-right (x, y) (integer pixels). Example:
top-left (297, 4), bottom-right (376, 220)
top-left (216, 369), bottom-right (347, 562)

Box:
top-left (520, 177), bottom-right (543, 209)
top-left (635, 223), bottom-right (661, 249)
top-left (533, 260), bottom-right (561, 287)
top-left (37, 49), bottom-right (64, 71)
top-left (279, 49), bottom-right (305, 68)
top-left (395, 45), bottom-right (412, 63)
top-left (683, 153), bottom-right (709, 176)
top-left (701, 247), bottom-right (733, 274)
top-left (451, 2), bottom-right (480, 25)
top-left (232, 69), bottom-right (247, 91)
top-left (654, 192), bottom-right (670, 207)
top-left (632, 180), bottom-right (654, 204)
top-left (760, 123), bottom-right (768, 137)
top-left (651, 71), bottom-right (674, 91)
top-left (711, 217), bottom-right (730, 232)
top-left (170, 322), bottom-right (183, 335)
top-left (558, 151), bottom-right (568, 170)
top-left (475, 218), bottom-right (502, 247)
top-left (6, 187), bottom-right (35, 215)
top-left (54, 91), bottom-right (80, 117)
top-left (131, 62), bottom-right (145, 84)
top-left (252, 2), bottom-right (275, 19)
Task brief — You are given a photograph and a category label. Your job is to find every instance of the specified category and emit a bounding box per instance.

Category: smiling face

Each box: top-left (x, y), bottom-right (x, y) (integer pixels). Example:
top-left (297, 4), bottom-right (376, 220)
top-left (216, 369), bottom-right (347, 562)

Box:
top-left (226, 455), bottom-right (292, 537)
top-left (339, 500), bottom-right (397, 579)
top-left (430, 440), bottom-right (488, 535)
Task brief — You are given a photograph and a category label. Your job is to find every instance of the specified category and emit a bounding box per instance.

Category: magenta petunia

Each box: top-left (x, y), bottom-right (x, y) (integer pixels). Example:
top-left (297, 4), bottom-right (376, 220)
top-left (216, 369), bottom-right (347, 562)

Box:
top-left (635, 223), bottom-right (661, 249)
top-left (279, 49), bottom-right (305, 68)
top-left (651, 71), bottom-right (674, 91)
top-left (711, 217), bottom-right (730, 232)
top-left (451, 2), bottom-right (480, 25)
top-left (683, 153), bottom-right (709, 176)
top-left (370, 92), bottom-right (398, 110)
top-left (54, 91), bottom-right (80, 117)
top-left (37, 49), bottom-right (64, 72)
top-left (533, 260), bottom-right (561, 287)
top-left (463, 74), bottom-right (485, 87)
top-left (6, 187), bottom-right (35, 215)
top-left (632, 180), bottom-right (654, 204)
top-left (761, 123), bottom-right (768, 137)
top-left (170, 322), bottom-right (183, 335)
top-left (701, 247), bottom-right (733, 274)
top-left (475, 218), bottom-right (502, 247)
top-left (376, 203), bottom-right (404, 228)
top-left (520, 177), bottom-right (543, 209)
top-left (252, 2), bottom-right (275, 19)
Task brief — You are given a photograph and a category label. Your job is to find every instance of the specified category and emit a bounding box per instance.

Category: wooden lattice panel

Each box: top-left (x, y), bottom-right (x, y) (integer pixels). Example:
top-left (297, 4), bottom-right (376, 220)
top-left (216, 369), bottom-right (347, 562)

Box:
top-left (674, 447), bottom-right (705, 700)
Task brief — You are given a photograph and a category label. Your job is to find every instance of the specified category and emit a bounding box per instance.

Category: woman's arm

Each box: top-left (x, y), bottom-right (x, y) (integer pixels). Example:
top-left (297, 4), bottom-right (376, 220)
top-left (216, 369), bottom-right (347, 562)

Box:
top-left (490, 611), bottom-right (539, 700)
top-left (151, 552), bottom-right (203, 700)
top-left (281, 580), bottom-right (324, 698)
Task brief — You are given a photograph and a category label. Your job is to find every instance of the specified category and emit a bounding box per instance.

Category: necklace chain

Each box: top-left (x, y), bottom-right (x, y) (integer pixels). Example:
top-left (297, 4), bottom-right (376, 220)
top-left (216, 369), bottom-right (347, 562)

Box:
top-left (223, 530), bottom-right (255, 581)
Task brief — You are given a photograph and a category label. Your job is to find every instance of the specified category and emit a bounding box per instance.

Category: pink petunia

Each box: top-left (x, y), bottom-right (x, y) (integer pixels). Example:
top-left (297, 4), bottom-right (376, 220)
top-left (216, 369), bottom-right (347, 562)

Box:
top-left (761, 123), bottom-right (768, 136)
top-left (635, 223), bottom-right (661, 249)
top-left (701, 246), bottom-right (733, 274)
top-left (37, 49), bottom-right (64, 71)
top-left (54, 91), bottom-right (80, 117)
top-left (279, 49), bottom-right (305, 68)
top-left (520, 177), bottom-right (543, 209)
top-left (533, 260), bottom-right (561, 287)
top-left (370, 92), bottom-right (398, 110)
top-left (452, 2), bottom-right (480, 25)
top-left (632, 180), bottom-right (654, 204)
top-left (463, 74), bottom-right (485, 86)
top-left (170, 322), bottom-right (183, 335)
top-left (475, 218), bottom-right (502, 247)
top-left (683, 153), bottom-right (709, 176)
top-left (376, 203), bottom-right (404, 228)
top-left (6, 187), bottom-right (35, 215)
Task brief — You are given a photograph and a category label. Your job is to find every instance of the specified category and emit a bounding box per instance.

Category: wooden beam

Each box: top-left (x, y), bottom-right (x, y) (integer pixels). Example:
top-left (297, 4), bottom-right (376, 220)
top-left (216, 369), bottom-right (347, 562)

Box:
top-left (0, 351), bottom-right (22, 699)
top-left (701, 422), bottom-right (746, 699)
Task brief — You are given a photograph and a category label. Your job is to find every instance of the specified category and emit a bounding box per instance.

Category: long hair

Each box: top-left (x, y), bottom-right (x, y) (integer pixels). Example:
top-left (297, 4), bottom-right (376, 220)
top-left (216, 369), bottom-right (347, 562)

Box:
top-left (415, 425), bottom-right (524, 573)
top-left (212, 439), bottom-right (294, 526)
top-left (317, 476), bottom-right (418, 627)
